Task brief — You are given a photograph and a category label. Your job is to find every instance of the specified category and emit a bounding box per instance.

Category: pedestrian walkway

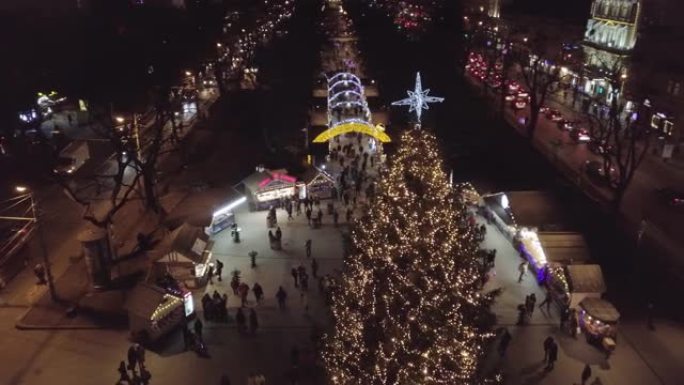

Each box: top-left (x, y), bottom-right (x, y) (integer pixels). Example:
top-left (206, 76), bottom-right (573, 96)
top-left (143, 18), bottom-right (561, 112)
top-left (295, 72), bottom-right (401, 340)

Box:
top-left (480, 215), bottom-right (672, 385)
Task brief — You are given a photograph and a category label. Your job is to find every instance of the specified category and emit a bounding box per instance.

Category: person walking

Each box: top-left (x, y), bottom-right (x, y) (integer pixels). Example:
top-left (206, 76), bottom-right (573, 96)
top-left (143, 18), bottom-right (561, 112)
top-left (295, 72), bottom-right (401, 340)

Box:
top-left (545, 341), bottom-right (558, 371)
top-left (581, 364), bottom-right (592, 385)
top-left (239, 282), bottom-right (250, 307)
top-left (560, 307), bottom-right (570, 331)
top-left (527, 293), bottom-right (537, 316)
top-left (518, 260), bottom-right (528, 283)
top-left (249, 308), bottom-right (259, 334)
top-left (543, 336), bottom-right (554, 363)
top-left (182, 325), bottom-right (193, 350)
top-left (498, 328), bottom-right (512, 357)
top-left (135, 343), bottom-right (146, 371)
top-left (127, 345), bottom-right (139, 373)
top-left (311, 258), bottom-right (319, 278)
top-left (236, 308), bottom-right (246, 333)
top-left (305, 239), bottom-right (312, 258)
top-left (569, 310), bottom-right (579, 338)
top-left (538, 291), bottom-right (553, 313)
top-left (215, 259), bottom-right (224, 282)
top-left (291, 268), bottom-right (299, 288)
top-left (207, 264), bottom-right (215, 285)
top-left (277, 286), bottom-right (288, 309)
top-left (117, 361), bottom-right (131, 385)
top-left (275, 226), bottom-right (282, 241)
top-left (194, 318), bottom-right (204, 341)
top-left (253, 283), bottom-right (264, 304)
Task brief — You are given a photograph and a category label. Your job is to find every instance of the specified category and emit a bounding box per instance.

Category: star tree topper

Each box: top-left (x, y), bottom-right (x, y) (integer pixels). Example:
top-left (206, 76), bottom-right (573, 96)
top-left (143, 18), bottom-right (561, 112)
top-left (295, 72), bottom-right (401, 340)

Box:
top-left (392, 72), bottom-right (444, 124)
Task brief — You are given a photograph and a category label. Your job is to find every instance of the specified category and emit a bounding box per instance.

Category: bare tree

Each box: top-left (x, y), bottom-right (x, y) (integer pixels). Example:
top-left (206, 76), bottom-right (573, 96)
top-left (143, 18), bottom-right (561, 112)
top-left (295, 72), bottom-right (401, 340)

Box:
top-left (585, 62), bottom-right (649, 212)
top-left (509, 34), bottom-right (567, 139)
top-left (55, 111), bottom-right (143, 231)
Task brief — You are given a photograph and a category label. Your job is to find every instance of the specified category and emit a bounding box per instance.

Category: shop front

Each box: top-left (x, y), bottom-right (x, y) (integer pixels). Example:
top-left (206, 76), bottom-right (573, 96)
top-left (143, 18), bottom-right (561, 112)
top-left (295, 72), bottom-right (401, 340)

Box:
top-left (579, 297), bottom-right (620, 352)
top-left (125, 283), bottom-right (191, 342)
top-left (207, 195), bottom-right (246, 235)
top-left (241, 167), bottom-right (297, 211)
top-left (546, 264), bottom-right (606, 309)
top-left (301, 166), bottom-right (337, 200)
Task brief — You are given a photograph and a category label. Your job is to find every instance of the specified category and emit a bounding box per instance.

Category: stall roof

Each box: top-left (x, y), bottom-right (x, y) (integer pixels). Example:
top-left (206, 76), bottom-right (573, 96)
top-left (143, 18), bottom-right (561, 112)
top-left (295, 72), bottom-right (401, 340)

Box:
top-left (566, 264), bottom-right (606, 294)
top-left (153, 223), bottom-right (210, 264)
top-left (125, 283), bottom-right (176, 320)
top-left (163, 187), bottom-right (244, 229)
top-left (580, 297), bottom-right (620, 323)
top-left (300, 166), bottom-right (336, 185)
top-left (485, 191), bottom-right (573, 230)
top-left (240, 168), bottom-right (294, 194)
top-left (508, 191), bottom-right (571, 229)
top-left (538, 232), bottom-right (591, 264)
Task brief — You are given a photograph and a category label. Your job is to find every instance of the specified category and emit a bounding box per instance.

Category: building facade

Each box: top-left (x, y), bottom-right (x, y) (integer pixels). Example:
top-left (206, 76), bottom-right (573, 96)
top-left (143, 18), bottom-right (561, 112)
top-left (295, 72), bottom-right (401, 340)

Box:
top-left (580, 0), bottom-right (641, 103)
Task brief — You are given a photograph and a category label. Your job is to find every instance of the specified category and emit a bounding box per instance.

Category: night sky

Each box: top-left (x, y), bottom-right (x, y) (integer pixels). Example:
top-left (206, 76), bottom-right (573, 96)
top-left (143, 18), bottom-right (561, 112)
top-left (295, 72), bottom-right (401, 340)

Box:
top-left (505, 0), bottom-right (592, 23)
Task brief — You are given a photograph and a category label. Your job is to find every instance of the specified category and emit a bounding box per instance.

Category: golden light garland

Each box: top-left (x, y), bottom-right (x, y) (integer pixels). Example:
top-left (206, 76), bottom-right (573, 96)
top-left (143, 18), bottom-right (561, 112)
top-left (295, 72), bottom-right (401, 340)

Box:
top-left (323, 128), bottom-right (499, 384)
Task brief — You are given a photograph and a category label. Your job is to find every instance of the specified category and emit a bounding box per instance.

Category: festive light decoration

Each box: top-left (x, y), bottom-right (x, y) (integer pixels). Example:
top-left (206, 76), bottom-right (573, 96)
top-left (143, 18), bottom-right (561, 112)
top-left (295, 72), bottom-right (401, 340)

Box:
top-left (313, 122), bottom-right (391, 143)
top-left (323, 128), bottom-right (498, 384)
top-left (392, 72), bottom-right (444, 124)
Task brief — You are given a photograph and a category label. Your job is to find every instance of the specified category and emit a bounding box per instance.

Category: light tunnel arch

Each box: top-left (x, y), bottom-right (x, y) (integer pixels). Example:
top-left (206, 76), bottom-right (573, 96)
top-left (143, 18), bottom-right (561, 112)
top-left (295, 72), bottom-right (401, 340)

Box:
top-left (328, 72), bottom-right (361, 84)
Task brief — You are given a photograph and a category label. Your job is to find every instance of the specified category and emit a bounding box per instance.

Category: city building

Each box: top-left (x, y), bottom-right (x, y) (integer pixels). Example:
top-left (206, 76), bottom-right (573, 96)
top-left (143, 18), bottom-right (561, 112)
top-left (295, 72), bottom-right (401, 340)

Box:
top-left (627, 0), bottom-right (684, 152)
top-left (580, 0), bottom-right (642, 103)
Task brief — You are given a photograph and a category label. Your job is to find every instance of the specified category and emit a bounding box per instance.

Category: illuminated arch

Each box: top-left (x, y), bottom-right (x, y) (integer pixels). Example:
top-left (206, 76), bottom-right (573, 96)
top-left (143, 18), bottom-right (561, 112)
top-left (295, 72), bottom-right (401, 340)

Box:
top-left (328, 79), bottom-right (363, 92)
top-left (329, 100), bottom-right (367, 110)
top-left (328, 72), bottom-right (361, 84)
top-left (313, 122), bottom-right (391, 143)
top-left (329, 90), bottom-right (364, 102)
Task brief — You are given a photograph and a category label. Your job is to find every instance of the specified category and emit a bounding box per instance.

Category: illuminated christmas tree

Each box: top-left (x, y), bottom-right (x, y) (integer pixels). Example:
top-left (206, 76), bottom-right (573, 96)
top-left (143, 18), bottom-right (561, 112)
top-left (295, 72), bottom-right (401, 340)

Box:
top-left (323, 128), bottom-right (497, 384)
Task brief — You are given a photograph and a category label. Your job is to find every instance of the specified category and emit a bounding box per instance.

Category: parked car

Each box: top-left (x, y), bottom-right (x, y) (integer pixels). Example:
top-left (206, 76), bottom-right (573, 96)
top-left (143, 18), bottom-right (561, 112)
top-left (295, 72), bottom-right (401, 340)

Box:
top-left (545, 108), bottom-right (563, 122)
top-left (584, 160), bottom-right (617, 186)
top-left (655, 187), bottom-right (684, 207)
top-left (570, 128), bottom-right (592, 143)
top-left (557, 119), bottom-right (576, 131)
top-left (588, 140), bottom-right (614, 155)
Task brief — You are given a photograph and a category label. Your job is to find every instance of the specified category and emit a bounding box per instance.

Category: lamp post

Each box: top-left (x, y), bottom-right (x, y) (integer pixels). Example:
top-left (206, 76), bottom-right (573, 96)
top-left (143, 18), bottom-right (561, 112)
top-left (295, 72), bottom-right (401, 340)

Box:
top-left (15, 186), bottom-right (59, 302)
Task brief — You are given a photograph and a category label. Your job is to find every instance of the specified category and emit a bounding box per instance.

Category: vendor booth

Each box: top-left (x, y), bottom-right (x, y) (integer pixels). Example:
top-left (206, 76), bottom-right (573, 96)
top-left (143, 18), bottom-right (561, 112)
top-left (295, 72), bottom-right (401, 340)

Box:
top-left (578, 297), bottom-right (620, 351)
top-left (546, 264), bottom-right (606, 309)
top-left (207, 191), bottom-right (246, 235)
top-left (484, 191), bottom-right (591, 283)
top-left (125, 283), bottom-right (191, 342)
top-left (151, 223), bottom-right (214, 289)
top-left (300, 166), bottom-right (337, 200)
top-left (241, 167), bottom-right (297, 211)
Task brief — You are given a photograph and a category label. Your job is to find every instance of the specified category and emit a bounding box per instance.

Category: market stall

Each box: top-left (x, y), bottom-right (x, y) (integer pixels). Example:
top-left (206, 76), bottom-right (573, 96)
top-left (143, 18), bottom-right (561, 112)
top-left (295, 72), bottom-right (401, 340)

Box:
top-left (207, 192), bottom-right (246, 235)
top-left (241, 167), bottom-right (297, 211)
top-left (125, 283), bottom-right (191, 342)
top-left (578, 297), bottom-right (620, 351)
top-left (300, 166), bottom-right (337, 200)
top-left (150, 223), bottom-right (214, 289)
top-left (546, 264), bottom-right (606, 309)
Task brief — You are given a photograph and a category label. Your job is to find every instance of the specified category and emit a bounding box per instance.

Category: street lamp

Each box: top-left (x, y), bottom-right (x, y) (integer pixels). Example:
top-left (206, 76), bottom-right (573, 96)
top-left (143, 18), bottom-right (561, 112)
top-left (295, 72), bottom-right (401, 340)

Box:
top-left (115, 116), bottom-right (125, 124)
top-left (14, 186), bottom-right (59, 302)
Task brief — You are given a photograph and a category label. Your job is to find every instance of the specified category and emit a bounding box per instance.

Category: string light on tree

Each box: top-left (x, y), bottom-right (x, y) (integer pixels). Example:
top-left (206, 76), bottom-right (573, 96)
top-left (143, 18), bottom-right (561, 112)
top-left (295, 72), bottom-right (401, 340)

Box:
top-left (323, 127), bottom-right (499, 384)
